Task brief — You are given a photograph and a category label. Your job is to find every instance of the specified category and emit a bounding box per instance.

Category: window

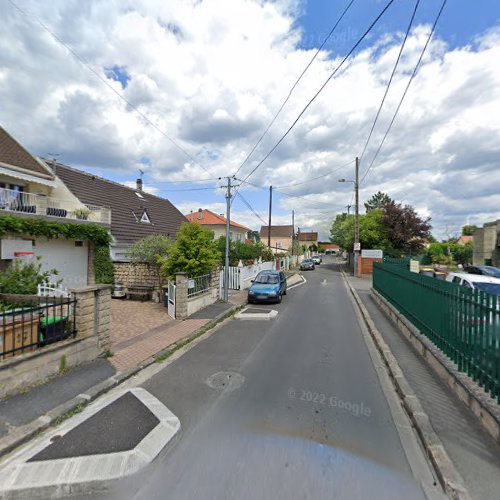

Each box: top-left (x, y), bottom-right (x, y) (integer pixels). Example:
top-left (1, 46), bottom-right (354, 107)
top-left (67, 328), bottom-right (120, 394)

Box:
top-left (140, 210), bottom-right (151, 224)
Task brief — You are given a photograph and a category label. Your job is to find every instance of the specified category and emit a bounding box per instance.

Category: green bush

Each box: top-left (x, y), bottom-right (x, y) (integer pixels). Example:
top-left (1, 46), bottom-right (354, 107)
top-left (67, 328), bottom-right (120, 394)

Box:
top-left (216, 237), bottom-right (275, 266)
top-left (0, 257), bottom-right (57, 295)
top-left (94, 245), bottom-right (115, 284)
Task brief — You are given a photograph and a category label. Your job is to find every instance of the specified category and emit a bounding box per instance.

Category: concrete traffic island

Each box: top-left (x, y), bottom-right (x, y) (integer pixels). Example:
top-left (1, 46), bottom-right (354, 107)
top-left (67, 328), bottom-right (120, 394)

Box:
top-left (0, 388), bottom-right (180, 499)
top-left (235, 307), bottom-right (279, 321)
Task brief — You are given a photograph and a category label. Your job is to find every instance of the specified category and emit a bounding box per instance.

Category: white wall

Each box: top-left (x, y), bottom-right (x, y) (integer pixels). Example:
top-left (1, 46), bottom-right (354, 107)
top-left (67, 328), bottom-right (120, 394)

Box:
top-left (33, 237), bottom-right (89, 288)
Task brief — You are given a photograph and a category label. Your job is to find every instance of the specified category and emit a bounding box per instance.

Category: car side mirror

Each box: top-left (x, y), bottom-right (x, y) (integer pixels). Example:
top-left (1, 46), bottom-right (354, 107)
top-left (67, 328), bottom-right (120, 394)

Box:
top-left (251, 280), bottom-right (254, 283)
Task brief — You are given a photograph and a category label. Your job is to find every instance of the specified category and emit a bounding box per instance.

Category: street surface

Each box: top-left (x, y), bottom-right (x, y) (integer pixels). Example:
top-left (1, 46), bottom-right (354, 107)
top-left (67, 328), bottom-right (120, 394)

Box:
top-left (72, 257), bottom-right (444, 499)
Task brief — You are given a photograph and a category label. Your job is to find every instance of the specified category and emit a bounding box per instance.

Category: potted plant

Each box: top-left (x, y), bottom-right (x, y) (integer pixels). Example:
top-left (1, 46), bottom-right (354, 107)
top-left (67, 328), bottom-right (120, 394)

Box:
top-left (72, 207), bottom-right (92, 220)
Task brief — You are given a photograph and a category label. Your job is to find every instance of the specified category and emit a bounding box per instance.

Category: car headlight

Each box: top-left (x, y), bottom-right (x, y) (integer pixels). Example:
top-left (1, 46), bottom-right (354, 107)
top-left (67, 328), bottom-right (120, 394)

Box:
top-left (248, 290), bottom-right (255, 295)
top-left (268, 292), bottom-right (277, 296)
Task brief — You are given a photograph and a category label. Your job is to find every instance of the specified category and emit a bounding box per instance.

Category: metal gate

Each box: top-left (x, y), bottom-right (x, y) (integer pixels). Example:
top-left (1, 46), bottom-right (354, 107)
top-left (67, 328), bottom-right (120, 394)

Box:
top-left (167, 280), bottom-right (176, 319)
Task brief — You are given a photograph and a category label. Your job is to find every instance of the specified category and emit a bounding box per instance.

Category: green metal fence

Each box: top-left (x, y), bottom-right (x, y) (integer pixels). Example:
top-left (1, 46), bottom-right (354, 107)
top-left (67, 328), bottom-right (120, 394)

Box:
top-left (383, 256), bottom-right (410, 268)
top-left (373, 262), bottom-right (500, 403)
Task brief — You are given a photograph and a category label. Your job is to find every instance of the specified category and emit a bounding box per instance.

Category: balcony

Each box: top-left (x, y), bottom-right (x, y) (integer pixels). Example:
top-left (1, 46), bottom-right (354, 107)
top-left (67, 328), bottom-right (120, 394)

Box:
top-left (0, 188), bottom-right (111, 225)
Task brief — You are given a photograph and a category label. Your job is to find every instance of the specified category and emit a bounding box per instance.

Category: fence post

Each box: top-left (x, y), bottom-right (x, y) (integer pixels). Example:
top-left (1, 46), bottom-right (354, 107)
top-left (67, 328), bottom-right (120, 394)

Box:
top-left (175, 272), bottom-right (189, 320)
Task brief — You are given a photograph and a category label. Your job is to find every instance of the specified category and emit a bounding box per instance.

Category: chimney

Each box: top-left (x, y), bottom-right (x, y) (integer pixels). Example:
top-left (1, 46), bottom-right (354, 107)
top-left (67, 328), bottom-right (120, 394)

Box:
top-left (198, 208), bottom-right (203, 220)
top-left (136, 178), bottom-right (143, 192)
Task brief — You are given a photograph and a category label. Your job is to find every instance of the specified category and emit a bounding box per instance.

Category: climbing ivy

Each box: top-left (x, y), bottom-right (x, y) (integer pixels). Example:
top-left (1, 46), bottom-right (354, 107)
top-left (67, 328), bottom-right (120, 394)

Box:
top-left (93, 245), bottom-right (115, 284)
top-left (0, 215), bottom-right (111, 246)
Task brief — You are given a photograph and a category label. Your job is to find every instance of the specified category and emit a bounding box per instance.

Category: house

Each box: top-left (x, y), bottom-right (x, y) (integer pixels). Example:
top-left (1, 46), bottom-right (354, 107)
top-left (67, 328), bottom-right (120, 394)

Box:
top-left (0, 127), bottom-right (110, 287)
top-left (259, 225), bottom-right (294, 254)
top-left (457, 235), bottom-right (473, 246)
top-left (319, 242), bottom-right (340, 253)
top-left (473, 221), bottom-right (499, 267)
top-left (53, 163), bottom-right (187, 261)
top-left (298, 231), bottom-right (318, 250)
top-left (185, 209), bottom-right (251, 242)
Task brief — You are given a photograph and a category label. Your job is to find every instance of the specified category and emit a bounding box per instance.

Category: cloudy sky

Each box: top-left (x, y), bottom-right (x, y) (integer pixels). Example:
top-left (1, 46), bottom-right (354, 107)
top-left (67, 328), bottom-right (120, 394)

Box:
top-left (1, 0), bottom-right (499, 240)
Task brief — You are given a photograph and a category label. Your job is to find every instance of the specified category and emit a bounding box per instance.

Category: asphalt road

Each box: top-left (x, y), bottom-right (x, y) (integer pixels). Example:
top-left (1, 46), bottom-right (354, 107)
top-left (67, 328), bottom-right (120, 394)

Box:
top-left (79, 258), bottom-right (443, 500)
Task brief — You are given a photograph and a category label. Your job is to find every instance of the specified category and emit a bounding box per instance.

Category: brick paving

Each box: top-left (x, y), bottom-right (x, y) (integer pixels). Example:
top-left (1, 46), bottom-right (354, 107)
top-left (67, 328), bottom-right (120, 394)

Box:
top-left (110, 300), bottom-right (173, 347)
top-left (110, 318), bottom-right (209, 372)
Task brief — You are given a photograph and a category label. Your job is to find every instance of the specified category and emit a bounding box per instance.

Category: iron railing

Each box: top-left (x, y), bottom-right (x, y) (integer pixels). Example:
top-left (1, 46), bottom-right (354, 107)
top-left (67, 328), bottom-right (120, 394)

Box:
top-left (0, 295), bottom-right (77, 359)
top-left (0, 187), bottom-right (111, 224)
top-left (187, 273), bottom-right (212, 298)
top-left (383, 256), bottom-right (410, 268)
top-left (373, 262), bottom-right (500, 402)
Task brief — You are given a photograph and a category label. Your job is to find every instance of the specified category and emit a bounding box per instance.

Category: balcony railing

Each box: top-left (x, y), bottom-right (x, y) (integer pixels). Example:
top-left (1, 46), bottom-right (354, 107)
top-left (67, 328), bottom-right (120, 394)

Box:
top-left (0, 188), bottom-right (111, 225)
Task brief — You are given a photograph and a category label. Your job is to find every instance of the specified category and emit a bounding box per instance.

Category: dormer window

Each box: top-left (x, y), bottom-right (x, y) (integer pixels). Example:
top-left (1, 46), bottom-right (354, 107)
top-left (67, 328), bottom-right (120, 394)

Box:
top-left (140, 209), bottom-right (151, 224)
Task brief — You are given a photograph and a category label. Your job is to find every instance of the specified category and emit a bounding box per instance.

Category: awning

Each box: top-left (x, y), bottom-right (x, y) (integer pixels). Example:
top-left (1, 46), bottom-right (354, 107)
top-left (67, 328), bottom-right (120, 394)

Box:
top-left (0, 165), bottom-right (56, 187)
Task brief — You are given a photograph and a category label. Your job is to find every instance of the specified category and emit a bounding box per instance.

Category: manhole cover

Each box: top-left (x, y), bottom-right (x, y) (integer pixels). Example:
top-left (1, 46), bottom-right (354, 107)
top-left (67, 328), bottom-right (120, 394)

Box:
top-left (241, 308), bottom-right (271, 314)
top-left (206, 371), bottom-right (245, 391)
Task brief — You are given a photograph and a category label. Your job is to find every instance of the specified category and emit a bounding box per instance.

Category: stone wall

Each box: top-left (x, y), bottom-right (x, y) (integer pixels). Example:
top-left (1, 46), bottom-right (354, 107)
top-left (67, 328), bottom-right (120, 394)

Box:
top-left (114, 262), bottom-right (165, 296)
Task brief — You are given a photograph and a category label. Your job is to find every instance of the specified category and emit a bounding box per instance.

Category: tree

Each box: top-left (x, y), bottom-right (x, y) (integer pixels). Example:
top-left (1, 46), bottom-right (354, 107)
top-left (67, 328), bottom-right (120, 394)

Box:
top-left (216, 236), bottom-right (274, 265)
top-left (247, 230), bottom-right (260, 242)
top-left (309, 243), bottom-right (319, 253)
top-left (127, 234), bottom-right (172, 266)
top-left (159, 223), bottom-right (220, 278)
top-left (364, 191), bottom-right (393, 212)
top-left (330, 213), bottom-right (350, 249)
top-left (462, 225), bottom-right (477, 236)
top-left (383, 202), bottom-right (431, 254)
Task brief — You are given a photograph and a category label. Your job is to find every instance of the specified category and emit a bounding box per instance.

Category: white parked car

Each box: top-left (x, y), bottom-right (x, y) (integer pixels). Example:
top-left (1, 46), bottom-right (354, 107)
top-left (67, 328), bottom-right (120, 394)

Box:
top-left (446, 273), bottom-right (500, 297)
top-left (311, 255), bottom-right (322, 265)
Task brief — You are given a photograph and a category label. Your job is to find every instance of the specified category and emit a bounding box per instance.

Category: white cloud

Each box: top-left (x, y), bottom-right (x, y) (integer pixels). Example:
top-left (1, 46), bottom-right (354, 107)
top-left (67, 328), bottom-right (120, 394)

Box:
top-left (1, 1), bottom-right (499, 240)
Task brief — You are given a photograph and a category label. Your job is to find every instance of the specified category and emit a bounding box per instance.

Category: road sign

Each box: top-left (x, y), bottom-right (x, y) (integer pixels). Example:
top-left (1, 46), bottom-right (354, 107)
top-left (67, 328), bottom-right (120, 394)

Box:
top-left (361, 249), bottom-right (382, 258)
top-left (410, 260), bottom-right (420, 273)
top-left (354, 242), bottom-right (361, 251)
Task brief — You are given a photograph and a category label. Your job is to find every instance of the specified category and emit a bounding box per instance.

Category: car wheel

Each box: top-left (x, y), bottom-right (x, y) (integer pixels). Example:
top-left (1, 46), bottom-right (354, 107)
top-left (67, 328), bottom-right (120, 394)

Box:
top-left (277, 293), bottom-right (282, 304)
top-left (284, 288), bottom-right (287, 295)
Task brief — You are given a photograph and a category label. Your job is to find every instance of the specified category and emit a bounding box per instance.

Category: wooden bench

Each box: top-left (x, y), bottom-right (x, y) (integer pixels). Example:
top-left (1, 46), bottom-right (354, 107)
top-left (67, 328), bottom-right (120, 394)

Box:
top-left (126, 285), bottom-right (154, 302)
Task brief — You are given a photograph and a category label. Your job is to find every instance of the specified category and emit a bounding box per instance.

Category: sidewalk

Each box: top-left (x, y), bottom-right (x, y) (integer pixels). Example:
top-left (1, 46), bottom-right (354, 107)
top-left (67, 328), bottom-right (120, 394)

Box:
top-left (346, 274), bottom-right (500, 500)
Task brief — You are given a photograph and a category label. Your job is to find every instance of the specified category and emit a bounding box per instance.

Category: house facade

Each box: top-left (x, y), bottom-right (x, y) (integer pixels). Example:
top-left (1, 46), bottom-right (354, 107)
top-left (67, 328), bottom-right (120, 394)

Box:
top-left (473, 221), bottom-right (500, 267)
top-left (54, 164), bottom-right (187, 261)
top-left (298, 231), bottom-right (318, 250)
top-left (0, 127), bottom-right (110, 287)
top-left (185, 209), bottom-right (250, 242)
top-left (259, 225), bottom-right (294, 254)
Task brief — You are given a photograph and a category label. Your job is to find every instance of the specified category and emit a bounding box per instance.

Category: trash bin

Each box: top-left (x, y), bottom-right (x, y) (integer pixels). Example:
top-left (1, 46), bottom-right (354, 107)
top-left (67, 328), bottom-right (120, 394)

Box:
top-left (39, 316), bottom-right (69, 347)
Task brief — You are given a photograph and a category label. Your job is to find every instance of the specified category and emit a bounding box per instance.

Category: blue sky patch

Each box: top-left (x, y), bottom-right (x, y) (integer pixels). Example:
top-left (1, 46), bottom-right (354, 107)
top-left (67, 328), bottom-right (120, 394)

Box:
top-left (104, 65), bottom-right (131, 89)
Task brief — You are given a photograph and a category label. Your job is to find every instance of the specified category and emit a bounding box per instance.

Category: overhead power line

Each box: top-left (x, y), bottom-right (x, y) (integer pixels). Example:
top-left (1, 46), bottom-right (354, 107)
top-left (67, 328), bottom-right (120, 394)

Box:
top-left (235, 192), bottom-right (267, 226)
top-left (360, 0), bottom-right (448, 184)
top-left (233, 0), bottom-right (357, 177)
top-left (358, 0), bottom-right (421, 164)
top-left (7, 0), bottom-right (213, 178)
top-left (239, 0), bottom-right (395, 186)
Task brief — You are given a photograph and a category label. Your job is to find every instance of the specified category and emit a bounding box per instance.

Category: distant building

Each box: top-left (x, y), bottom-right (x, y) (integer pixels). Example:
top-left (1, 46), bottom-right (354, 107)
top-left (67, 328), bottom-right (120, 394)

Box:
top-left (319, 243), bottom-right (340, 253)
top-left (457, 235), bottom-right (473, 245)
top-left (185, 208), bottom-right (251, 242)
top-left (259, 225), bottom-right (294, 254)
top-left (473, 221), bottom-right (499, 266)
top-left (298, 231), bottom-right (318, 249)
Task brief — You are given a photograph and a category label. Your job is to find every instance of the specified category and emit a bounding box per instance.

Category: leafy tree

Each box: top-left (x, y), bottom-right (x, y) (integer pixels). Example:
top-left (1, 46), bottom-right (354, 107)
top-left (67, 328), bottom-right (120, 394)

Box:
top-left (309, 243), bottom-right (319, 253)
top-left (330, 213), bottom-right (351, 249)
top-left (159, 223), bottom-right (220, 278)
top-left (424, 241), bottom-right (473, 266)
top-left (383, 202), bottom-right (431, 254)
top-left (247, 230), bottom-right (260, 242)
top-left (127, 234), bottom-right (172, 266)
top-left (364, 191), bottom-right (393, 212)
top-left (462, 225), bottom-right (477, 236)
top-left (216, 236), bottom-right (274, 265)
top-left (288, 240), bottom-right (303, 256)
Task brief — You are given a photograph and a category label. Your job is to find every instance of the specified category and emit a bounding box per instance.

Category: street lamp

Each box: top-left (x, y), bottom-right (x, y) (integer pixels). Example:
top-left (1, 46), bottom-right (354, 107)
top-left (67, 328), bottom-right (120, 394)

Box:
top-left (338, 158), bottom-right (360, 276)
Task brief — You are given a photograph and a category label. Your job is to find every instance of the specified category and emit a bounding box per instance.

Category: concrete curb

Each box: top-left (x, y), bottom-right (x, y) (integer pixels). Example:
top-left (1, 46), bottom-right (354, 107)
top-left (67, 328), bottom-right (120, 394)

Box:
top-left (341, 271), bottom-right (471, 500)
top-left (0, 302), bottom-right (244, 460)
top-left (371, 289), bottom-right (500, 447)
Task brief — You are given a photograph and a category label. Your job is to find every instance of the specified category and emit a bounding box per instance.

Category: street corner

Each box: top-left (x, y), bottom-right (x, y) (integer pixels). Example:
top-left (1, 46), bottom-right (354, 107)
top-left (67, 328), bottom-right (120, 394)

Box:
top-left (235, 306), bottom-right (279, 321)
top-left (0, 388), bottom-right (180, 499)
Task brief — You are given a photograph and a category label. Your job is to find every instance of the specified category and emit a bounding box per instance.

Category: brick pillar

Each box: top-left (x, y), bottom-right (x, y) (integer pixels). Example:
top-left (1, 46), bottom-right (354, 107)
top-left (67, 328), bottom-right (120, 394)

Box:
top-left (175, 273), bottom-right (189, 320)
top-left (71, 284), bottom-right (112, 353)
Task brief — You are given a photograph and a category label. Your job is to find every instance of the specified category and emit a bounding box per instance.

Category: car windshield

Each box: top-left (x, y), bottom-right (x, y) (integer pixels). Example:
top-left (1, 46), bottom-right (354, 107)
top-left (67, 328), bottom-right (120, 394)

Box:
top-left (482, 267), bottom-right (500, 278)
top-left (254, 274), bottom-right (279, 284)
top-left (473, 282), bottom-right (500, 296)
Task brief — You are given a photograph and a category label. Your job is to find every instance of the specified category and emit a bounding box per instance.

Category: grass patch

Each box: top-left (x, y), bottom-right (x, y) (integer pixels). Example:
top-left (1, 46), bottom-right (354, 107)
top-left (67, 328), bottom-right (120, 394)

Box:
top-left (101, 350), bottom-right (114, 358)
top-left (53, 402), bottom-right (87, 427)
top-left (59, 355), bottom-right (67, 374)
top-left (155, 305), bottom-right (244, 363)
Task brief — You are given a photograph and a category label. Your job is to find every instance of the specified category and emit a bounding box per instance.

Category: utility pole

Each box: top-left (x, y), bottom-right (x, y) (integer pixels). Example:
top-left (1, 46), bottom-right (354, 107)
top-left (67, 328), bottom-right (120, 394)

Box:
top-left (267, 185), bottom-right (273, 248)
top-left (354, 157), bottom-right (360, 277)
top-left (292, 210), bottom-right (295, 255)
top-left (223, 176), bottom-right (236, 302)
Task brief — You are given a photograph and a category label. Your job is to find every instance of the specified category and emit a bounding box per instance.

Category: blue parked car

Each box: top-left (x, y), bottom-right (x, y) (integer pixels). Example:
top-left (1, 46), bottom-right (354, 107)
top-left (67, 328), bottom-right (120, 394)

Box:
top-left (248, 270), bottom-right (287, 304)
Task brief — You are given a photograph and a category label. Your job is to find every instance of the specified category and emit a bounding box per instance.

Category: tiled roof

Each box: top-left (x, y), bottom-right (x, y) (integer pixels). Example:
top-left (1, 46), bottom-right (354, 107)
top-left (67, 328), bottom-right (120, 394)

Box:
top-left (53, 163), bottom-right (187, 245)
top-left (260, 225), bottom-right (294, 238)
top-left (298, 232), bottom-right (318, 242)
top-left (0, 127), bottom-right (54, 178)
top-left (185, 209), bottom-right (251, 231)
top-left (457, 235), bottom-right (473, 245)
top-left (319, 243), bottom-right (340, 249)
